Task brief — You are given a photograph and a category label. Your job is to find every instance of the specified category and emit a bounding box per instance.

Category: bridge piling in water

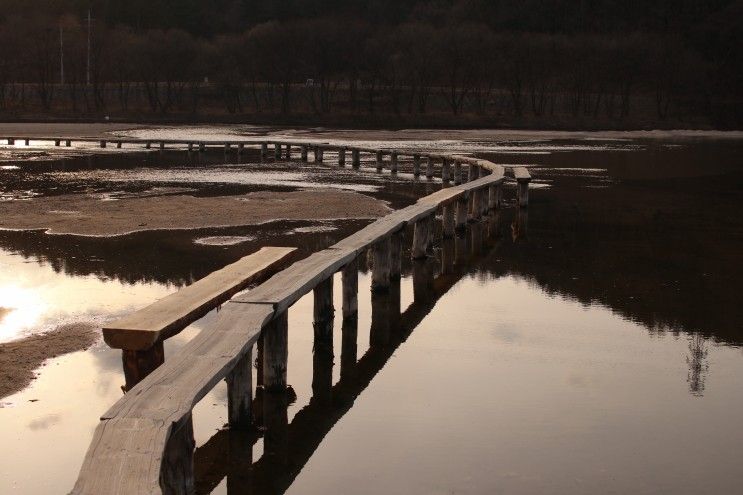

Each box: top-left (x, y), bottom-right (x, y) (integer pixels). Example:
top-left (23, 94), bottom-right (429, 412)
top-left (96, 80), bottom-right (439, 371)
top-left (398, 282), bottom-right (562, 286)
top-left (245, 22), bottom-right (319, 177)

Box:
top-left (263, 311), bottom-right (288, 391)
top-left (426, 156), bottom-right (434, 179)
top-left (226, 349), bottom-right (253, 429)
top-left (371, 238), bottom-right (392, 292)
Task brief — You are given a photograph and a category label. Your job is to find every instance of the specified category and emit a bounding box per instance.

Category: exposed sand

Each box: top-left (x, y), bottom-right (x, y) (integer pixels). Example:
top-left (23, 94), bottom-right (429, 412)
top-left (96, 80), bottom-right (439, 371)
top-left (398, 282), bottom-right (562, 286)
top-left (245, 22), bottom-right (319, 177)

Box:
top-left (0, 189), bottom-right (391, 236)
top-left (0, 123), bottom-right (144, 138)
top-left (0, 323), bottom-right (99, 399)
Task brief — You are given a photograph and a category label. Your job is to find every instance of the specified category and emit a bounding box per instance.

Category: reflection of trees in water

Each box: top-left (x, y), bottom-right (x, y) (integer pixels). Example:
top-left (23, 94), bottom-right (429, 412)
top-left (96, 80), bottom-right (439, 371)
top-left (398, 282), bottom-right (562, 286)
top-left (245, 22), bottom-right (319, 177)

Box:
top-left (686, 333), bottom-right (709, 396)
top-left (0, 220), bottom-right (369, 287)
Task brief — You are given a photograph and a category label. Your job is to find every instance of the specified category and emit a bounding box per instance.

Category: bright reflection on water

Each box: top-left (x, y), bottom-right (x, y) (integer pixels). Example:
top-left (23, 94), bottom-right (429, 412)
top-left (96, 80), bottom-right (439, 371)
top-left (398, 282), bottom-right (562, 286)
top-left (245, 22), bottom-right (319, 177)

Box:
top-left (0, 130), bottom-right (742, 494)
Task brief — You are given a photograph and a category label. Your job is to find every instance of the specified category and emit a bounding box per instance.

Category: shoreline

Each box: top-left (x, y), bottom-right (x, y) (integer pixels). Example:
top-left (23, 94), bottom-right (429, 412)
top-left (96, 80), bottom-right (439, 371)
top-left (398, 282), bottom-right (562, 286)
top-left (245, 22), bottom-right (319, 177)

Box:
top-left (1, 122), bottom-right (743, 140)
top-left (0, 323), bottom-right (99, 400)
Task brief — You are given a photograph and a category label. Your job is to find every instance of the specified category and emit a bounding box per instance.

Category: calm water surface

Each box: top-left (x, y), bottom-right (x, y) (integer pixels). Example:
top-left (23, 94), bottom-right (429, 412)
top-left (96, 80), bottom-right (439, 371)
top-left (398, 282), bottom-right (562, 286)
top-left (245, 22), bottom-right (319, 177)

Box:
top-left (0, 130), bottom-right (741, 494)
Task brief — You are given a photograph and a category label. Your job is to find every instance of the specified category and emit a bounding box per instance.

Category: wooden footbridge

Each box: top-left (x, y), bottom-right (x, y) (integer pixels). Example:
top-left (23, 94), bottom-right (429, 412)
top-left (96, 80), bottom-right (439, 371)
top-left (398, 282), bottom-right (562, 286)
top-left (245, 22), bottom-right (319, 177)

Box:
top-left (56, 137), bottom-right (531, 495)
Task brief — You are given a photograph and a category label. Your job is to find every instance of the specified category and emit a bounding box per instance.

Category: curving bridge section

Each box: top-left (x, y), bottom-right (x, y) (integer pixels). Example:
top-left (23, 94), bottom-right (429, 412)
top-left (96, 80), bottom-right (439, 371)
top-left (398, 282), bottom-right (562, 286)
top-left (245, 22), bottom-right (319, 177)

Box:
top-left (63, 138), bottom-right (532, 495)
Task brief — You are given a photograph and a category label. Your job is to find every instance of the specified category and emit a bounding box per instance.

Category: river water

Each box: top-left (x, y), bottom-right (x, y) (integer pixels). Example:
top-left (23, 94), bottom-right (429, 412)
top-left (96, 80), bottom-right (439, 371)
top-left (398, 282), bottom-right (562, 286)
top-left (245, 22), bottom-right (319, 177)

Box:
top-left (0, 128), bottom-right (741, 494)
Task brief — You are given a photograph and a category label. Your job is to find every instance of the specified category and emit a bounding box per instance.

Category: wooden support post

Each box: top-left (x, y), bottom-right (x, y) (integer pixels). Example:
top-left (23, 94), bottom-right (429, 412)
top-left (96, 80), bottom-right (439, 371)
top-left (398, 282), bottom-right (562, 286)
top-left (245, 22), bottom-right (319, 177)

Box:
top-left (100, 140), bottom-right (107, 148)
top-left (65, 140), bottom-right (71, 147)
top-left (413, 155), bottom-right (421, 177)
top-left (442, 158), bottom-right (451, 183)
top-left (371, 238), bottom-right (391, 292)
top-left (121, 341), bottom-right (165, 392)
top-left (352, 149), bottom-right (360, 168)
top-left (262, 311), bottom-right (288, 391)
top-left (187, 142), bottom-right (193, 152)
top-left (426, 156), bottom-right (434, 179)
top-left (159, 141), bottom-right (165, 150)
top-left (390, 152), bottom-right (398, 174)
top-left (24, 138), bottom-right (30, 146)
top-left (224, 143), bottom-right (231, 154)
top-left (315, 147), bottom-right (324, 163)
top-left (285, 144), bottom-right (292, 160)
top-left (517, 180), bottom-right (530, 207)
top-left (238, 143), bottom-right (244, 155)
top-left (443, 204), bottom-right (455, 238)
top-left (376, 150), bottom-right (384, 172)
top-left (471, 164), bottom-right (481, 181)
top-left (341, 257), bottom-right (358, 320)
top-left (301, 145), bottom-right (308, 162)
top-left (226, 349), bottom-right (252, 429)
top-left (390, 230), bottom-right (402, 279)
top-left (455, 195), bottom-right (468, 232)
top-left (274, 143), bottom-right (282, 160)
top-left (198, 142), bottom-right (205, 152)
top-left (7, 138), bottom-right (14, 145)
top-left (454, 161), bottom-right (462, 184)
top-left (313, 276), bottom-right (334, 340)
top-left (146, 141), bottom-right (152, 149)
top-left (312, 276), bottom-right (334, 405)
top-left (54, 139), bottom-right (60, 146)
top-left (488, 184), bottom-right (502, 210)
top-left (161, 414), bottom-right (195, 495)
top-left (412, 216), bottom-right (432, 259)
top-left (338, 148), bottom-right (346, 167)
top-left (470, 189), bottom-right (482, 221)
top-left (261, 142), bottom-right (268, 159)
top-left (116, 141), bottom-right (122, 149)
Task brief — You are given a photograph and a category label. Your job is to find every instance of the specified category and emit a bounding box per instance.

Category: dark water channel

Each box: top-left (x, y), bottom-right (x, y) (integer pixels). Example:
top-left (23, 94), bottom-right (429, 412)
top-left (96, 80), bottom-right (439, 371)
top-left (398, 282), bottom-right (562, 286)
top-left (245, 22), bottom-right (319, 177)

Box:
top-left (0, 134), bottom-right (741, 494)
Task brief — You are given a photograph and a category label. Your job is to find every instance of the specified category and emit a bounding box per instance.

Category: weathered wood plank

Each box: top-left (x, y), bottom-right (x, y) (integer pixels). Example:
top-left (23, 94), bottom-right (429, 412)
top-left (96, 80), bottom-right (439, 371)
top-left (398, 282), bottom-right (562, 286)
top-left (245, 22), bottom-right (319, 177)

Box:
top-left (73, 302), bottom-right (274, 495)
top-left (103, 247), bottom-right (297, 351)
top-left (233, 248), bottom-right (356, 313)
top-left (513, 166), bottom-right (531, 181)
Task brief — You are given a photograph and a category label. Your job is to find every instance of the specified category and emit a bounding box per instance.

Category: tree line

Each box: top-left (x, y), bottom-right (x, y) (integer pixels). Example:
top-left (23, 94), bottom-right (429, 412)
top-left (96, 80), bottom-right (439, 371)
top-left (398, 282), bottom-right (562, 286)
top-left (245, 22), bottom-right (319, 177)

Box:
top-left (0, 0), bottom-right (740, 127)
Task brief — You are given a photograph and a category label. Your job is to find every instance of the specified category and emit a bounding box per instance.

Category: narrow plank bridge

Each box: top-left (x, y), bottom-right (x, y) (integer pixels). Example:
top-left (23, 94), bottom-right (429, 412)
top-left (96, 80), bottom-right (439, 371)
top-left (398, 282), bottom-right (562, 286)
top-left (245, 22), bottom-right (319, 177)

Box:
top-left (48, 137), bottom-right (532, 495)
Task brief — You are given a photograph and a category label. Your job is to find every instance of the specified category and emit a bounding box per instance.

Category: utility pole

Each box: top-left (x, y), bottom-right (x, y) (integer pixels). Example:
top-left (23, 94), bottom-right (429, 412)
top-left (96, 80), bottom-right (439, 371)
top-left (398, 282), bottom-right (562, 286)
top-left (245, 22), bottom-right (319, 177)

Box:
top-left (59, 24), bottom-right (64, 85)
top-left (86, 9), bottom-right (91, 86)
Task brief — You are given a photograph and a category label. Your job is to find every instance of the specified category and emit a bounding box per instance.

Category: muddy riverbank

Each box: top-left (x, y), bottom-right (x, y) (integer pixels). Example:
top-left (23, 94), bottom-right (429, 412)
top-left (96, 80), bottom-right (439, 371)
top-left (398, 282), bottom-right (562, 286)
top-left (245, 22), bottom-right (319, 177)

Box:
top-left (0, 190), bottom-right (390, 236)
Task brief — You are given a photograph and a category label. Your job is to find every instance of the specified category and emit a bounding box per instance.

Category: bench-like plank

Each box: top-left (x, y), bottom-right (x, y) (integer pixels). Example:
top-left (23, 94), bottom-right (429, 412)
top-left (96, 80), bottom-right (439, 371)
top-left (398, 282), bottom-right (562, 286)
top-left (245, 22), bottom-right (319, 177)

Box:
top-left (73, 302), bottom-right (274, 495)
top-left (103, 246), bottom-right (296, 351)
top-left (233, 248), bottom-right (357, 313)
top-left (513, 166), bottom-right (531, 181)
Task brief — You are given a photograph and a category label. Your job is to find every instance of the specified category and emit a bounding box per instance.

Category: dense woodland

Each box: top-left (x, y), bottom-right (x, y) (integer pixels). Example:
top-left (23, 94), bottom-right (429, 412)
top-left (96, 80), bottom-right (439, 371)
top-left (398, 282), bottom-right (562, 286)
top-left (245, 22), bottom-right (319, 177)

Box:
top-left (0, 0), bottom-right (740, 127)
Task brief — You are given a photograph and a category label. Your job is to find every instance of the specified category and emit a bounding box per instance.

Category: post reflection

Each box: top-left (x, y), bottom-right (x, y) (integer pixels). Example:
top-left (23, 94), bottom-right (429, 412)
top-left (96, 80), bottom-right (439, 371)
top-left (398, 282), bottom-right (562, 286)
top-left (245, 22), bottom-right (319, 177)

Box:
top-left (370, 278), bottom-right (401, 348)
top-left (511, 208), bottom-right (529, 241)
top-left (192, 215), bottom-right (502, 495)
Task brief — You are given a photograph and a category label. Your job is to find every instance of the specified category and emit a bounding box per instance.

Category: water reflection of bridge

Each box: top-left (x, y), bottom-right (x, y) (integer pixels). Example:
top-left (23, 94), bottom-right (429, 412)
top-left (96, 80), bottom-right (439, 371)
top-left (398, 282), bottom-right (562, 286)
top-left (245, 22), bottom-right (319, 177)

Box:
top-left (193, 218), bottom-right (503, 495)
